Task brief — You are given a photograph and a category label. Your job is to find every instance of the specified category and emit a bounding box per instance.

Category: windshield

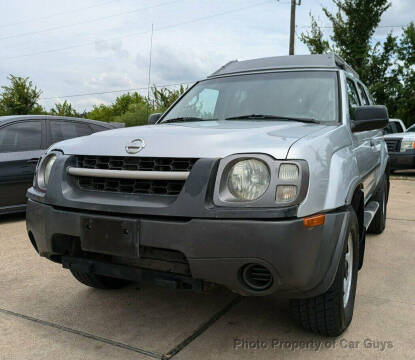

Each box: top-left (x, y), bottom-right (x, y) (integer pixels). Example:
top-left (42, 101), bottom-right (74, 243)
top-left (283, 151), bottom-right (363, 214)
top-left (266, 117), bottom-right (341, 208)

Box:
top-left (162, 71), bottom-right (339, 123)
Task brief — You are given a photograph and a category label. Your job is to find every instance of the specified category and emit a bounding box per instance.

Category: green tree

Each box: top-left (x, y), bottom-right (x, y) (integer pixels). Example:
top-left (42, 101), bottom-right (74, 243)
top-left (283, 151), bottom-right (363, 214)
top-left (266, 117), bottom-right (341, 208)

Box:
top-left (0, 75), bottom-right (44, 115)
top-left (395, 22), bottom-right (415, 126)
top-left (151, 85), bottom-right (188, 113)
top-left (300, 1), bottom-right (415, 126)
top-left (50, 100), bottom-right (78, 117)
top-left (87, 86), bottom-right (188, 126)
top-left (300, 0), bottom-right (391, 83)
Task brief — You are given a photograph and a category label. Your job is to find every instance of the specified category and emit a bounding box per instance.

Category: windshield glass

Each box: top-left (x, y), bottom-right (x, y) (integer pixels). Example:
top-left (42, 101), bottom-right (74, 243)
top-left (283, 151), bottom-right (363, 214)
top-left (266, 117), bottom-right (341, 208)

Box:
top-left (162, 71), bottom-right (339, 123)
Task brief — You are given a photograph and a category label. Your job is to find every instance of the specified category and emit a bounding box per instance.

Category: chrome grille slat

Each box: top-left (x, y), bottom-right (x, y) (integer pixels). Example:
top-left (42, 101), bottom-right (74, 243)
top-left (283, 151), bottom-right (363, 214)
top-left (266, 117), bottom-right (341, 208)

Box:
top-left (72, 156), bottom-right (198, 196)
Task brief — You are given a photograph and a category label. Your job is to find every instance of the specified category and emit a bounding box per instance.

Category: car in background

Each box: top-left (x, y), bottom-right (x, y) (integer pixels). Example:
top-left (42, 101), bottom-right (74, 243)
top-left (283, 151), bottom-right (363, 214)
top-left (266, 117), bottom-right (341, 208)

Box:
top-left (384, 123), bottom-right (415, 171)
top-left (0, 115), bottom-right (123, 215)
top-left (383, 118), bottom-right (406, 135)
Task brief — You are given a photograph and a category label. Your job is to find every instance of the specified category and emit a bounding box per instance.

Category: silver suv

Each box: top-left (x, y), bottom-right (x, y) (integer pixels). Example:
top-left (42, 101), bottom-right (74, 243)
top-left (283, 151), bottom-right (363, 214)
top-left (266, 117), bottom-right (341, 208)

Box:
top-left (26, 54), bottom-right (390, 336)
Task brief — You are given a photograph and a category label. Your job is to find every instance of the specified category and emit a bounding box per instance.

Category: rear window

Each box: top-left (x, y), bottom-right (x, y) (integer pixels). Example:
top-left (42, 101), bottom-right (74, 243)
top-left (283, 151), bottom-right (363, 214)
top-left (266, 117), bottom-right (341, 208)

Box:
top-left (50, 121), bottom-right (92, 144)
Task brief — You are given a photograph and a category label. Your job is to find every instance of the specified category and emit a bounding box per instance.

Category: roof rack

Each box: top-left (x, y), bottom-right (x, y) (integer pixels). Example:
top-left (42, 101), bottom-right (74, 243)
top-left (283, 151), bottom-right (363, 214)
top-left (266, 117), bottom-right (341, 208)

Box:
top-left (209, 53), bottom-right (360, 79)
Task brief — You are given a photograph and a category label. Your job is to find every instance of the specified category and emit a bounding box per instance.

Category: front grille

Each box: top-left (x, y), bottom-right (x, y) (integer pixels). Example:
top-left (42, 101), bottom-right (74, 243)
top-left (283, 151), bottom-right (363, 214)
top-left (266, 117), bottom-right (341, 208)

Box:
top-left (74, 156), bottom-right (198, 196)
top-left (385, 139), bottom-right (401, 153)
top-left (76, 155), bottom-right (197, 172)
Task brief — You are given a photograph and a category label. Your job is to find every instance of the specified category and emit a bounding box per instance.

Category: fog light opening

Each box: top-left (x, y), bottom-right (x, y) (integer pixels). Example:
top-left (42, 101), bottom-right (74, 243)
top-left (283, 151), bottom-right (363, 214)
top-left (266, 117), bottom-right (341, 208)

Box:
top-left (241, 263), bottom-right (273, 291)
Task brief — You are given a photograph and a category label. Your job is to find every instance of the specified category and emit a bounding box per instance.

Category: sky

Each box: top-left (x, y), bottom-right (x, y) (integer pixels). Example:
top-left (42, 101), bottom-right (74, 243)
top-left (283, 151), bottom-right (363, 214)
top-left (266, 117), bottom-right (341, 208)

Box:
top-left (0, 0), bottom-right (413, 112)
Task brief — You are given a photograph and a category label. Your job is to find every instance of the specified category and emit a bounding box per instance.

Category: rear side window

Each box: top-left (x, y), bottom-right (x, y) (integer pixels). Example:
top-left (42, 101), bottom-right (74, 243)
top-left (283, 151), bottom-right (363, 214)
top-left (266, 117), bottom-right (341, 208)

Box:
top-left (50, 121), bottom-right (92, 144)
top-left (0, 121), bottom-right (42, 153)
top-left (357, 83), bottom-right (370, 105)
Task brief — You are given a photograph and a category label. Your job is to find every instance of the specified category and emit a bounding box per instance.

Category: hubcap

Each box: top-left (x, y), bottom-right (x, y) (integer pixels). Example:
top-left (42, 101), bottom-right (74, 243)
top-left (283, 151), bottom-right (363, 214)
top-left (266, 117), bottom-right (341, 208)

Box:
top-left (343, 234), bottom-right (353, 308)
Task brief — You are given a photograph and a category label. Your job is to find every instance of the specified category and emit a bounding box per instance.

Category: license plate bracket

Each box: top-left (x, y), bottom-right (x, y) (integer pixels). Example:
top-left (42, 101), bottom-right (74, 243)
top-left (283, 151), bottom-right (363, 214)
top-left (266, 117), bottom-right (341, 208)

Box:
top-left (80, 216), bottom-right (139, 258)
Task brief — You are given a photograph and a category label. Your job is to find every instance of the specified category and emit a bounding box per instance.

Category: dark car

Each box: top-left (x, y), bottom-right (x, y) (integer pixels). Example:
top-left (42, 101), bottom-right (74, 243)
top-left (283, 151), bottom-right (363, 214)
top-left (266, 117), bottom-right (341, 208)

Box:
top-left (0, 115), bottom-right (123, 214)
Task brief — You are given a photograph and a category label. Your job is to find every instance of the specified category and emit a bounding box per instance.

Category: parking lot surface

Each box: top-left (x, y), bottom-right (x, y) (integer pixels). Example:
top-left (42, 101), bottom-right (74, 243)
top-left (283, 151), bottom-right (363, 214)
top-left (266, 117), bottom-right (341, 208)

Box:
top-left (1, 177), bottom-right (414, 359)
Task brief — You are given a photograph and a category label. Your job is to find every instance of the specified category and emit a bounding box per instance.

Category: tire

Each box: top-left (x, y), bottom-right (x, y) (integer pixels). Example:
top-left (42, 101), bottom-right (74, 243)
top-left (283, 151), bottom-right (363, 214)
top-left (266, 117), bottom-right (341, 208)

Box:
top-left (70, 270), bottom-right (130, 289)
top-left (290, 210), bottom-right (359, 336)
top-left (367, 173), bottom-right (388, 234)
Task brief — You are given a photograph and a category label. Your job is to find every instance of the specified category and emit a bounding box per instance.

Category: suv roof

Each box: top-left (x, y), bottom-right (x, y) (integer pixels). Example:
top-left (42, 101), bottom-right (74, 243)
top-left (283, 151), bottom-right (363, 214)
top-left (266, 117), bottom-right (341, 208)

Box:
top-left (209, 53), bottom-right (359, 79)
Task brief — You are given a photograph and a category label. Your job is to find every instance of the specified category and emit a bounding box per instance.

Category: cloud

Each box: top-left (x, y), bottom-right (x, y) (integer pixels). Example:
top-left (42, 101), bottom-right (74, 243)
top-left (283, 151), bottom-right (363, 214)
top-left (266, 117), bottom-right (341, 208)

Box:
top-left (1, 0), bottom-right (412, 112)
top-left (94, 39), bottom-right (129, 58)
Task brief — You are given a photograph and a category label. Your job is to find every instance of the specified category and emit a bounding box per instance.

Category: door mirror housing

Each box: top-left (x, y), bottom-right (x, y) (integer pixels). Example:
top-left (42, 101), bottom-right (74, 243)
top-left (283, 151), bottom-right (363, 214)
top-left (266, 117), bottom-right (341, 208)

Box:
top-left (148, 113), bottom-right (162, 125)
top-left (351, 105), bottom-right (389, 132)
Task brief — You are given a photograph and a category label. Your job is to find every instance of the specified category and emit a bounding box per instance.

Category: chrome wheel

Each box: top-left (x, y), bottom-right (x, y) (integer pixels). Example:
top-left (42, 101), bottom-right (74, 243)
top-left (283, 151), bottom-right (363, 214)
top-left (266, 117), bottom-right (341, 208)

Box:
top-left (343, 233), bottom-right (353, 307)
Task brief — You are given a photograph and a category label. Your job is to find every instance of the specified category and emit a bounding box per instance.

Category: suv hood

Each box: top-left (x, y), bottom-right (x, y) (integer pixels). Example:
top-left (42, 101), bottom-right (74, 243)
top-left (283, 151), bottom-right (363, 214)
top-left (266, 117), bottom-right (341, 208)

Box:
top-left (54, 120), bottom-right (329, 159)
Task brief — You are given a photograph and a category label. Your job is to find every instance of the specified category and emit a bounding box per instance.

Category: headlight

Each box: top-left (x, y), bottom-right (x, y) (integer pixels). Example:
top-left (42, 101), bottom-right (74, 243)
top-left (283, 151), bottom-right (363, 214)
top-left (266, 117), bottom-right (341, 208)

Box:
top-left (227, 159), bottom-right (270, 201)
top-left (214, 154), bottom-right (308, 207)
top-left (278, 163), bottom-right (299, 180)
top-left (36, 154), bottom-right (57, 190)
top-left (400, 140), bottom-right (415, 152)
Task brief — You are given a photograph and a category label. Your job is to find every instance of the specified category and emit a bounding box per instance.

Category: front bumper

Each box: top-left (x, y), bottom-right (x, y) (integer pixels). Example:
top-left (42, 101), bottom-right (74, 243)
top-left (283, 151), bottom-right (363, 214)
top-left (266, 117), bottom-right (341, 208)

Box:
top-left (26, 199), bottom-right (350, 298)
top-left (389, 151), bottom-right (415, 170)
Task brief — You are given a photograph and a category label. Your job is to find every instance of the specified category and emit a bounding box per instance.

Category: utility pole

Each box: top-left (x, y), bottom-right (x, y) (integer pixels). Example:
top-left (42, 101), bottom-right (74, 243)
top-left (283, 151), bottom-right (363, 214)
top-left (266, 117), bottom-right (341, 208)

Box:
top-left (289, 0), bottom-right (301, 55)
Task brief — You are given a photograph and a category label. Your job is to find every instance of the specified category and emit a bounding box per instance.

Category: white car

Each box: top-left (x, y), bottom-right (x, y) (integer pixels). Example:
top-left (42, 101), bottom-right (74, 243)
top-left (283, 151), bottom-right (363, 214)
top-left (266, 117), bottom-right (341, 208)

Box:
top-left (384, 123), bottom-right (415, 170)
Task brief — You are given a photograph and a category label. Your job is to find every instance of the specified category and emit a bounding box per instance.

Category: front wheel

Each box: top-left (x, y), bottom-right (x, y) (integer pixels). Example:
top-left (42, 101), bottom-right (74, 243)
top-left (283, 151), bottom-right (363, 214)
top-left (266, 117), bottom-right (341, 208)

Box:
top-left (70, 270), bottom-right (130, 289)
top-left (290, 210), bottom-right (359, 336)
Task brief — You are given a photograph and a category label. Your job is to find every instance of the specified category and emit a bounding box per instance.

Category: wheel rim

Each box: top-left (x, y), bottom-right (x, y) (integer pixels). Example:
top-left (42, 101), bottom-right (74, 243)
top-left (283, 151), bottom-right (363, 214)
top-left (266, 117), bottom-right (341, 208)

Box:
top-left (343, 233), bottom-right (353, 308)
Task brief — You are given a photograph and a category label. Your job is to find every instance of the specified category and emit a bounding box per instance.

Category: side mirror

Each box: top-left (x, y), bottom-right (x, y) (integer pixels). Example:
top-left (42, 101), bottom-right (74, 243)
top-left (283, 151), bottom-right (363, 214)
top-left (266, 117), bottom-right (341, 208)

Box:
top-left (148, 113), bottom-right (162, 125)
top-left (351, 105), bottom-right (389, 132)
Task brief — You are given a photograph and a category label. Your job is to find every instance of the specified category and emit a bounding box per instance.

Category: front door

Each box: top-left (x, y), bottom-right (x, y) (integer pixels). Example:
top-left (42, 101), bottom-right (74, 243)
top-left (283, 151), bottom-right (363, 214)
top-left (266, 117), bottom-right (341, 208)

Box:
top-left (347, 78), bottom-right (379, 202)
top-left (0, 120), bottom-right (45, 209)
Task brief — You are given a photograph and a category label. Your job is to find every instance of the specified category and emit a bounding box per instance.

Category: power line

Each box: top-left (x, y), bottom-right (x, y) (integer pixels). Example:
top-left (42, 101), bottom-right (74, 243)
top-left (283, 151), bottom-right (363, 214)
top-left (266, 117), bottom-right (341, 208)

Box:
top-left (0, 0), bottom-right (183, 41)
top-left (2, 0), bottom-right (274, 60)
top-left (39, 81), bottom-right (197, 100)
top-left (299, 24), bottom-right (406, 29)
top-left (0, 0), bottom-right (119, 29)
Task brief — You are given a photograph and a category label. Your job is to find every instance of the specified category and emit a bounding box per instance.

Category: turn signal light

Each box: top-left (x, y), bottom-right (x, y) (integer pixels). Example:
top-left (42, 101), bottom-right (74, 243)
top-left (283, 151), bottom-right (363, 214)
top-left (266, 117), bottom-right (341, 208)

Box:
top-left (304, 214), bottom-right (326, 228)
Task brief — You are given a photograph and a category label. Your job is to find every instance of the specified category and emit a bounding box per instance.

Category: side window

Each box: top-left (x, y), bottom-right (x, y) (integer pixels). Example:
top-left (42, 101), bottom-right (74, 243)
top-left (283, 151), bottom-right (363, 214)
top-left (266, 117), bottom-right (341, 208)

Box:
top-left (383, 122), bottom-right (397, 134)
top-left (357, 83), bottom-right (370, 105)
top-left (395, 122), bottom-right (404, 133)
top-left (0, 121), bottom-right (42, 153)
top-left (346, 79), bottom-right (361, 119)
top-left (50, 121), bottom-right (92, 144)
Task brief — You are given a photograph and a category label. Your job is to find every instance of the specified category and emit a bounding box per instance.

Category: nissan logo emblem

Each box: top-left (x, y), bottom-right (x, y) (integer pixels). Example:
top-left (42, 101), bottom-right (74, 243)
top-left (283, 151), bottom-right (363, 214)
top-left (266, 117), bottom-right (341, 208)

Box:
top-left (125, 139), bottom-right (145, 154)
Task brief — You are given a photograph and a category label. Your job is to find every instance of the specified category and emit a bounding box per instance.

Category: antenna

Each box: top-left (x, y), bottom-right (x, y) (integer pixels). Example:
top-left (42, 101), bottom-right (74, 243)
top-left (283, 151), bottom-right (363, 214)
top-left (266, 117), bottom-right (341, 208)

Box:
top-left (145, 23), bottom-right (154, 122)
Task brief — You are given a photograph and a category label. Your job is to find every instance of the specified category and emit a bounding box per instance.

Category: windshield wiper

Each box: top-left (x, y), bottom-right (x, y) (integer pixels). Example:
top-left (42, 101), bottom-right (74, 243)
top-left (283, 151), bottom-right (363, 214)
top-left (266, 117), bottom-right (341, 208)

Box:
top-left (225, 114), bottom-right (319, 123)
top-left (162, 117), bottom-right (217, 124)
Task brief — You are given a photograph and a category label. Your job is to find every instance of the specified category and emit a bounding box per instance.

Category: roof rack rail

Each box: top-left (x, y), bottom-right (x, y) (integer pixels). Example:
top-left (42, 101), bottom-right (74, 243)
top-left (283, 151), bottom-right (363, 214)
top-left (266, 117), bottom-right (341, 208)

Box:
top-left (333, 54), bottom-right (360, 79)
top-left (208, 53), bottom-right (361, 79)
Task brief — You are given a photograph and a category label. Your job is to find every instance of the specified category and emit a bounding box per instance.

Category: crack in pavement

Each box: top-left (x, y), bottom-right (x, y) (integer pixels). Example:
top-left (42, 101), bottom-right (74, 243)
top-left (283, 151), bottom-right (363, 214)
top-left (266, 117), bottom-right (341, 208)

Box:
top-left (164, 295), bottom-right (242, 359)
top-left (0, 307), bottom-right (164, 359)
top-left (387, 217), bottom-right (415, 222)
top-left (0, 295), bottom-right (242, 360)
